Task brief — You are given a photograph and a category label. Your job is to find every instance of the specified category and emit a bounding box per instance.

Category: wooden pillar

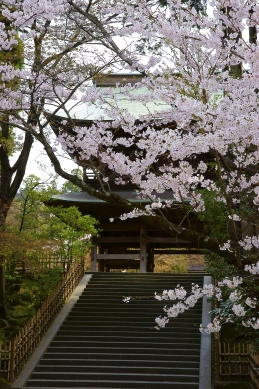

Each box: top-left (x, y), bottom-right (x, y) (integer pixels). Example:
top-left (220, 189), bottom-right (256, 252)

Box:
top-left (90, 245), bottom-right (97, 272)
top-left (98, 246), bottom-right (105, 272)
top-left (140, 226), bottom-right (147, 273)
top-left (147, 246), bottom-right (154, 272)
top-left (104, 248), bottom-right (110, 272)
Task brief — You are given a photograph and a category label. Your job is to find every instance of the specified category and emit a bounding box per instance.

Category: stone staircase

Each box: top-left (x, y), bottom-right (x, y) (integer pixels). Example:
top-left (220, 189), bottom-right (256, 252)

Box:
top-left (22, 273), bottom-right (205, 389)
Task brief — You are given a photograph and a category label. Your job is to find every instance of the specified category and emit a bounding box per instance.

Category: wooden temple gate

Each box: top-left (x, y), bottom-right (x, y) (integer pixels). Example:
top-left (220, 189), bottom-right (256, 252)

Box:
top-left (90, 223), bottom-right (202, 272)
top-left (47, 73), bottom-right (207, 272)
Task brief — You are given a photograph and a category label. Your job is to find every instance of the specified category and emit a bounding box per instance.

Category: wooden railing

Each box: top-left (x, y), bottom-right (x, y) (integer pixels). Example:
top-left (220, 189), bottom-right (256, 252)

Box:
top-left (37, 254), bottom-right (76, 272)
top-left (0, 258), bottom-right (85, 382)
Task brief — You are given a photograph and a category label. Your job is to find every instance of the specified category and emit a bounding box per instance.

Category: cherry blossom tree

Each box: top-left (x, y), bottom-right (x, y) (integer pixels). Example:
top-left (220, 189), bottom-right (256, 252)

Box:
top-left (1, 0), bottom-right (259, 337)
top-left (57, 0), bottom-right (259, 340)
top-left (58, 0), bottom-right (259, 270)
top-left (0, 0), bottom-right (139, 318)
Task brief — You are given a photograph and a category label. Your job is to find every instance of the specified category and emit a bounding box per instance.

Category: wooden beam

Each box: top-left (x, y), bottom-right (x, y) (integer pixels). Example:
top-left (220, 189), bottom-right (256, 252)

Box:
top-left (147, 237), bottom-right (192, 243)
top-left (126, 246), bottom-right (199, 254)
top-left (96, 254), bottom-right (144, 260)
top-left (98, 223), bottom-right (142, 231)
top-left (154, 250), bottom-right (203, 255)
top-left (103, 260), bottom-right (140, 269)
top-left (93, 237), bottom-right (139, 243)
top-left (150, 243), bottom-right (197, 249)
top-left (96, 243), bottom-right (141, 249)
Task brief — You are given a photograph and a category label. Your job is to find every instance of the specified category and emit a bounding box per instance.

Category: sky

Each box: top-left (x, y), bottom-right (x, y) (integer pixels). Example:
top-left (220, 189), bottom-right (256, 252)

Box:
top-left (11, 137), bottom-right (78, 185)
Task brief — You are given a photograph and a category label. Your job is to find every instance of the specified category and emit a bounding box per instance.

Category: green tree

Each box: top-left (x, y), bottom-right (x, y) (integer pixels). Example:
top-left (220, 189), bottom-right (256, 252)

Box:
top-left (2, 174), bottom-right (98, 321)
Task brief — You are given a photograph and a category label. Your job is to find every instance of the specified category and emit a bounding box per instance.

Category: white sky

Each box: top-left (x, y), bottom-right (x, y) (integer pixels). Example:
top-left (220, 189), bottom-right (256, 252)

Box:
top-left (11, 138), bottom-right (78, 185)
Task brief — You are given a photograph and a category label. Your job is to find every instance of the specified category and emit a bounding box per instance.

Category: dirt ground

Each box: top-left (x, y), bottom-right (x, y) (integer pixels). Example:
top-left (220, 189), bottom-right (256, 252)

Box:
top-left (0, 379), bottom-right (10, 389)
top-left (154, 253), bottom-right (205, 273)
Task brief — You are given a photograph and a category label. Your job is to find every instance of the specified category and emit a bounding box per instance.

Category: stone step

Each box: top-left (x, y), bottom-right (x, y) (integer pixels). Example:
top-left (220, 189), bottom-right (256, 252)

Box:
top-left (56, 326), bottom-right (200, 339)
top-left (53, 335), bottom-right (201, 342)
top-left (28, 372), bottom-right (199, 383)
top-left (25, 380), bottom-right (199, 389)
top-left (81, 284), bottom-right (202, 289)
top-left (33, 365), bottom-right (199, 375)
top-left (69, 310), bottom-right (201, 316)
top-left (80, 290), bottom-right (196, 295)
top-left (49, 338), bottom-right (200, 351)
top-left (74, 303), bottom-right (202, 308)
top-left (38, 358), bottom-right (200, 368)
top-left (87, 278), bottom-right (205, 280)
top-left (65, 310), bottom-right (201, 316)
top-left (63, 318), bottom-right (201, 325)
top-left (42, 351), bottom-right (200, 360)
top-left (61, 321), bottom-right (201, 329)
top-left (20, 273), bottom-right (204, 389)
top-left (47, 346), bottom-right (201, 355)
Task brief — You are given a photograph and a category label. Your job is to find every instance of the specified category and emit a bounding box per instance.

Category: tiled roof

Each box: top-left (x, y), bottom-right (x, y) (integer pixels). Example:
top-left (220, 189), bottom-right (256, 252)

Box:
top-left (51, 86), bottom-right (171, 121)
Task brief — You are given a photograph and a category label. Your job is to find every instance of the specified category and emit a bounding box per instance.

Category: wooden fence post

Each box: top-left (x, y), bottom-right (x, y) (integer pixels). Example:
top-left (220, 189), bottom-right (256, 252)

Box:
top-left (8, 338), bottom-right (15, 382)
top-left (215, 337), bottom-right (221, 382)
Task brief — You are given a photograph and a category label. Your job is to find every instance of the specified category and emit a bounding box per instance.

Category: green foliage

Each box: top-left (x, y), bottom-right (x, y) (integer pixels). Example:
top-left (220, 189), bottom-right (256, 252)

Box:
top-left (1, 174), bottom-right (98, 337)
top-left (197, 189), bottom-right (229, 244)
top-left (5, 174), bottom-right (98, 268)
top-left (17, 267), bottom-right (63, 310)
top-left (205, 251), bottom-right (237, 282)
top-left (15, 173), bottom-right (96, 244)
top-left (0, 130), bottom-right (15, 154)
top-left (205, 254), bottom-right (259, 350)
top-left (43, 206), bottom-right (98, 261)
top-left (60, 168), bottom-right (82, 193)
top-left (1, 267), bottom-right (63, 338)
top-left (11, 174), bottom-right (53, 234)
top-left (5, 174), bottom-right (98, 267)
top-left (212, 277), bottom-right (259, 352)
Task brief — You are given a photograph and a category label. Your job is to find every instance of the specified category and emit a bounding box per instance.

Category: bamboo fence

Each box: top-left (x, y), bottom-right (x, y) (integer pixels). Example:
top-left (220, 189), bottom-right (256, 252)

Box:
top-left (0, 258), bottom-right (85, 382)
top-left (249, 353), bottom-right (259, 389)
top-left (219, 341), bottom-right (250, 378)
top-left (217, 341), bottom-right (259, 386)
top-left (215, 338), bottom-right (259, 386)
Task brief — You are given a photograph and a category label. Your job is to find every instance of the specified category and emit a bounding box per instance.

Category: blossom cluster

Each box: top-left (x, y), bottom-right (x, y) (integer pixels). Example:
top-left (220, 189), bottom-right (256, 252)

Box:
top-left (53, 0), bottom-right (259, 281)
top-left (124, 262), bottom-right (259, 337)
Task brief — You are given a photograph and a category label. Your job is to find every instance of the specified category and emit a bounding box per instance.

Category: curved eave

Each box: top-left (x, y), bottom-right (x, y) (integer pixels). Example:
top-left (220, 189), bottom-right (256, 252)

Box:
top-left (45, 191), bottom-right (199, 230)
top-left (47, 190), bottom-right (182, 204)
